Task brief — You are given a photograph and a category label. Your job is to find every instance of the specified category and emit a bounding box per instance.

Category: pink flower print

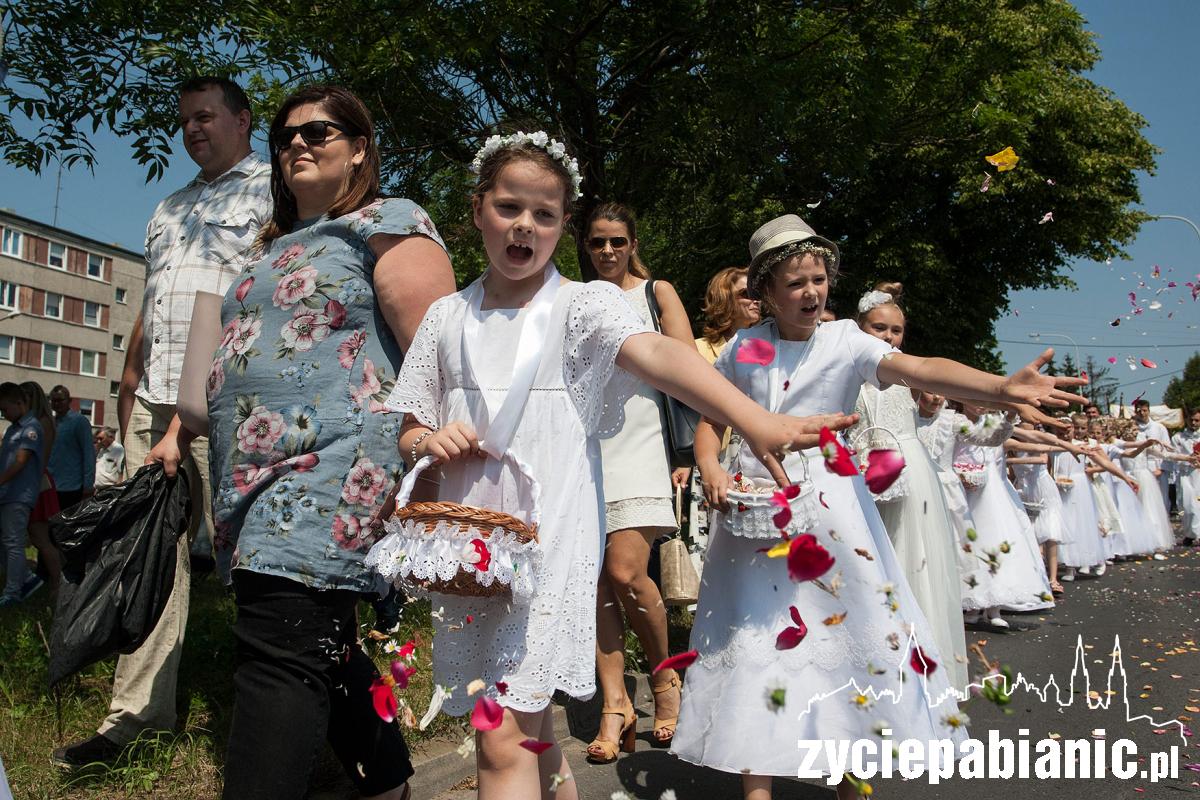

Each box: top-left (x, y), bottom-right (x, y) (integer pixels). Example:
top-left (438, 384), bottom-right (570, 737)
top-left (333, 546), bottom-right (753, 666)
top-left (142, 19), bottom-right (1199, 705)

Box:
top-left (357, 200), bottom-right (384, 220)
top-left (220, 317), bottom-right (240, 349)
top-left (232, 461), bottom-right (276, 493)
top-left (324, 299), bottom-right (347, 330)
top-left (342, 458), bottom-right (387, 506)
top-left (272, 243), bottom-right (306, 270)
top-left (337, 331), bottom-right (367, 369)
top-left (272, 265), bottom-right (319, 310)
top-left (236, 406), bottom-right (287, 455)
top-left (235, 277), bottom-right (254, 303)
top-left (228, 316), bottom-right (262, 356)
top-left (412, 207), bottom-right (438, 240)
top-left (332, 512), bottom-right (374, 550)
top-left (281, 310), bottom-right (332, 352)
top-left (206, 360), bottom-right (226, 401)
top-left (351, 358), bottom-right (382, 403)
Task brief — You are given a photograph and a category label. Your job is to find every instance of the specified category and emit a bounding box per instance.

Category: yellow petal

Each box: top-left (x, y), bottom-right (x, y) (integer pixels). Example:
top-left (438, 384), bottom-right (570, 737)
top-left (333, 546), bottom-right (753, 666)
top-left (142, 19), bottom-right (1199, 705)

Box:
top-left (764, 540), bottom-right (790, 558)
top-left (985, 146), bottom-right (1020, 172)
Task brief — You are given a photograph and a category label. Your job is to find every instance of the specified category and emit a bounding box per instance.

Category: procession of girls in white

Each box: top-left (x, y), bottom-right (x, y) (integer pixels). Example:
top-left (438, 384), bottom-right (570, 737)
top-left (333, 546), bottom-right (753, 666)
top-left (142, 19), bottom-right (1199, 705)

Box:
top-left (365, 131), bottom-right (1200, 800)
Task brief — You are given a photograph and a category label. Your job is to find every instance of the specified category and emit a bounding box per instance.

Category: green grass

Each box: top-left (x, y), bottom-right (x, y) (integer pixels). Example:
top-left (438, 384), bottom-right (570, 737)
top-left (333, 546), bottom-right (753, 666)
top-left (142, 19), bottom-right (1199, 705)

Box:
top-left (0, 568), bottom-right (458, 799)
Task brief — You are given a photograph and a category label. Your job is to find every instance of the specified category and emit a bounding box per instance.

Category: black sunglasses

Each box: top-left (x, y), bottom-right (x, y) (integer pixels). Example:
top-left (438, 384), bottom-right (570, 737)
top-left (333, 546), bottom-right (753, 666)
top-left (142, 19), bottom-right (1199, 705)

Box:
top-left (586, 236), bottom-right (630, 252)
top-left (270, 120), bottom-right (353, 152)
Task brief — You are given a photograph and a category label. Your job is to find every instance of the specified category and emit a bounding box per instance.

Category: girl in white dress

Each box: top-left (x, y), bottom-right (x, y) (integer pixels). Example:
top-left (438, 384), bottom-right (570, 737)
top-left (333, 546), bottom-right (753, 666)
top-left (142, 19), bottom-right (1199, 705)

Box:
top-left (671, 213), bottom-right (1085, 800)
top-left (367, 136), bottom-right (855, 800)
top-left (1053, 419), bottom-right (1107, 580)
top-left (1116, 418), bottom-right (1193, 555)
top-left (1084, 417), bottom-right (1130, 559)
top-left (954, 405), bottom-right (1054, 624)
top-left (1007, 428), bottom-right (1072, 594)
top-left (851, 283), bottom-right (968, 690)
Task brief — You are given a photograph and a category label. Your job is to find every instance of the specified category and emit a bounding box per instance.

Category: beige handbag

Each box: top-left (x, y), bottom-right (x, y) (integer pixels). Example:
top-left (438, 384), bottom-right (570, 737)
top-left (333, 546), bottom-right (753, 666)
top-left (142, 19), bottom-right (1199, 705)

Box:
top-left (660, 485), bottom-right (701, 606)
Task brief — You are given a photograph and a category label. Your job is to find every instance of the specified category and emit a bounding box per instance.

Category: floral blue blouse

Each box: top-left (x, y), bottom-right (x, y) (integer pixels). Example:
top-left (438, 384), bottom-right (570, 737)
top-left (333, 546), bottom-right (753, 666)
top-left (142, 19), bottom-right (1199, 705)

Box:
top-left (206, 198), bottom-right (446, 591)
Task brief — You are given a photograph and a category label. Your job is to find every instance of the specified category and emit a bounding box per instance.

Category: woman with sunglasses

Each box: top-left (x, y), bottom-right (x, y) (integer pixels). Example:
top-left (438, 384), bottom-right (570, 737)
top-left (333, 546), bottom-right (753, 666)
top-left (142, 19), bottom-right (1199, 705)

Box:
top-left (583, 202), bottom-right (697, 762)
top-left (155, 85), bottom-right (455, 799)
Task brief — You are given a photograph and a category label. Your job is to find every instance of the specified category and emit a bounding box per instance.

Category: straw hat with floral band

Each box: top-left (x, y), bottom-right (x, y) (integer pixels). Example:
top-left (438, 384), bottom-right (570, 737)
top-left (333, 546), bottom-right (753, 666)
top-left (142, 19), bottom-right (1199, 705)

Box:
top-left (746, 213), bottom-right (841, 303)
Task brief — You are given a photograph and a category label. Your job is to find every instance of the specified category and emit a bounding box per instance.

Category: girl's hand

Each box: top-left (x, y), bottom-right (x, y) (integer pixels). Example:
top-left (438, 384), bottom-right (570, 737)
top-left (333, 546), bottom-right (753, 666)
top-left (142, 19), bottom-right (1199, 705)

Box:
top-left (1126, 477), bottom-right (1140, 494)
top-left (743, 411), bottom-right (860, 487)
top-left (699, 465), bottom-right (733, 512)
top-left (421, 421), bottom-right (483, 464)
top-left (1000, 349), bottom-right (1089, 408)
top-left (672, 467), bottom-right (692, 489)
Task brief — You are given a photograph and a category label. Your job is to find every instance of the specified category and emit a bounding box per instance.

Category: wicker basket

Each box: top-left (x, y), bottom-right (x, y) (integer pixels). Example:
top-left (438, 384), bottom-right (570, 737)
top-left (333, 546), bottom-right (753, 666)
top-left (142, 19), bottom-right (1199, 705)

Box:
top-left (719, 452), bottom-right (819, 539)
top-left (365, 455), bottom-right (542, 600)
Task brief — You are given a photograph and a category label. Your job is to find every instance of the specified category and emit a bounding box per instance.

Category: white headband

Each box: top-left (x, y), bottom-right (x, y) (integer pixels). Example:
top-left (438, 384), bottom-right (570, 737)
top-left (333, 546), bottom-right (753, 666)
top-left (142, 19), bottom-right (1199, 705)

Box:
top-left (857, 290), bottom-right (895, 315)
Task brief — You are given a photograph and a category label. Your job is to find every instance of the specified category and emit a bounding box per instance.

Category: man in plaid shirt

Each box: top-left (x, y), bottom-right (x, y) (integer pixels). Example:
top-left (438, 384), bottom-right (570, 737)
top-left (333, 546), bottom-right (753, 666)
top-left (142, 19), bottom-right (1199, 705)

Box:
top-left (53, 75), bottom-right (272, 769)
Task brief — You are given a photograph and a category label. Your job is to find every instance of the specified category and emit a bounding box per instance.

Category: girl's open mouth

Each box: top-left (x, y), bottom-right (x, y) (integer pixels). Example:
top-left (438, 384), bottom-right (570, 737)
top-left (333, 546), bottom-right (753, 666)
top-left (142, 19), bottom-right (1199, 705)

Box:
top-left (506, 243), bottom-right (533, 263)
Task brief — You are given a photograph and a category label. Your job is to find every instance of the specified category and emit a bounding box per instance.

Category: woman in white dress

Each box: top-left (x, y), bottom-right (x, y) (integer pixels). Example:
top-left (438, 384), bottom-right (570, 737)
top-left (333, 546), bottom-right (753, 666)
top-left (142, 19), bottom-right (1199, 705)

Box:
top-left (671, 214), bottom-right (1085, 800)
top-left (955, 405), bottom-right (1053, 625)
top-left (586, 202), bottom-right (696, 759)
top-left (851, 283), bottom-right (968, 690)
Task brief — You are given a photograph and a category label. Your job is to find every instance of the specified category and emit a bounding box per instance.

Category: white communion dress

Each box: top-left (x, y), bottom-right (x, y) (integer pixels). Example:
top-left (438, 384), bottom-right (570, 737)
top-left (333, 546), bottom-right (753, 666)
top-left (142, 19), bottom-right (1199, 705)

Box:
top-left (1122, 447), bottom-right (1178, 552)
top-left (1103, 444), bottom-right (1153, 555)
top-left (1012, 461), bottom-right (1068, 545)
top-left (671, 320), bottom-right (967, 777)
top-left (852, 383), bottom-right (968, 691)
top-left (1053, 450), bottom-right (1106, 569)
top-left (374, 278), bottom-right (648, 716)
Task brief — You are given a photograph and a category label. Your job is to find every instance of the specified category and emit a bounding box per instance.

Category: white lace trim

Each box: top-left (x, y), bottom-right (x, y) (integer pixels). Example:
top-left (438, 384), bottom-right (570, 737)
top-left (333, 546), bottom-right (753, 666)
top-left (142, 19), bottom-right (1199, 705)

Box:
top-left (716, 481), bottom-right (820, 539)
top-left (385, 296), bottom-right (448, 428)
top-left (365, 518), bottom-right (542, 599)
top-left (563, 283), bottom-right (648, 437)
top-left (605, 496), bottom-right (677, 534)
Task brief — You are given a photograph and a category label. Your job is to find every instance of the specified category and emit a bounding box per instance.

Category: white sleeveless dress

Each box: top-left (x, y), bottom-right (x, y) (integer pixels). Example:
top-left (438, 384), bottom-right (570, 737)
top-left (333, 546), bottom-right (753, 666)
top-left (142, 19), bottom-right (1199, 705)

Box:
top-left (1012, 461), bottom-right (1068, 544)
top-left (598, 280), bottom-right (677, 535)
top-left (1122, 448), bottom-right (1175, 552)
top-left (1054, 450), bottom-right (1106, 569)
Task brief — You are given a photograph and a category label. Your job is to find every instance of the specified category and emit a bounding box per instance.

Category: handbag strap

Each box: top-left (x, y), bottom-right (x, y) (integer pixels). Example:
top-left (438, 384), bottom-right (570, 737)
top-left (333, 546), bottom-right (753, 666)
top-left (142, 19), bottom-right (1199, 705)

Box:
top-left (644, 279), bottom-right (662, 332)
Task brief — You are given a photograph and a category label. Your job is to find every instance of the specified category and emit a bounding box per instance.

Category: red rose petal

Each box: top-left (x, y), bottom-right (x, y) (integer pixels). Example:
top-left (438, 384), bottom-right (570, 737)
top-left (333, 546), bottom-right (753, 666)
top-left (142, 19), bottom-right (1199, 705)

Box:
top-left (653, 650), bottom-right (699, 674)
top-left (864, 449), bottom-right (906, 494)
top-left (370, 678), bottom-right (398, 722)
top-left (787, 534), bottom-right (835, 582)
top-left (775, 625), bottom-right (807, 650)
top-left (909, 645), bottom-right (938, 677)
top-left (471, 695), bottom-right (505, 731)
top-left (1140, 358), bottom-right (1157, 369)
top-left (520, 738), bottom-right (554, 754)
top-left (773, 506), bottom-right (793, 529)
top-left (495, 681), bottom-right (509, 695)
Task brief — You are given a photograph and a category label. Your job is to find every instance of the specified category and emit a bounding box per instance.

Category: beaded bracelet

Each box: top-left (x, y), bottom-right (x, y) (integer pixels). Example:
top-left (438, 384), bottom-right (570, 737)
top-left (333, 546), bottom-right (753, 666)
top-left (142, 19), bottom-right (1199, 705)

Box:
top-left (410, 429), bottom-right (437, 464)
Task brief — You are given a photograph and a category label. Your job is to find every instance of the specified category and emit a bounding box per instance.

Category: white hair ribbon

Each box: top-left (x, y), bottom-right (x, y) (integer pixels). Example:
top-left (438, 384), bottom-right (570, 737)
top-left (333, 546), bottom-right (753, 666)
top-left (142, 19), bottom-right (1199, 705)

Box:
top-left (856, 290), bottom-right (894, 315)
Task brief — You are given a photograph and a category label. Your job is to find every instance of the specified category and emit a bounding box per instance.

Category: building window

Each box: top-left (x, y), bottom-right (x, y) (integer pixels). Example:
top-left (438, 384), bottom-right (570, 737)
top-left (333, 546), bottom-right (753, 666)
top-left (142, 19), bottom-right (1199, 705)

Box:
top-left (81, 349), bottom-right (101, 376)
top-left (48, 242), bottom-right (66, 269)
top-left (115, 287), bottom-right (127, 304)
top-left (113, 333), bottom-right (125, 350)
top-left (84, 301), bottom-right (101, 327)
top-left (1, 229), bottom-right (21, 257)
top-left (78, 399), bottom-right (95, 425)
top-left (87, 254), bottom-right (104, 279)
top-left (109, 380), bottom-right (120, 397)
top-left (44, 292), bottom-right (63, 319)
top-left (42, 343), bottom-right (60, 370)
top-left (0, 280), bottom-right (16, 310)
top-left (0, 335), bottom-right (12, 364)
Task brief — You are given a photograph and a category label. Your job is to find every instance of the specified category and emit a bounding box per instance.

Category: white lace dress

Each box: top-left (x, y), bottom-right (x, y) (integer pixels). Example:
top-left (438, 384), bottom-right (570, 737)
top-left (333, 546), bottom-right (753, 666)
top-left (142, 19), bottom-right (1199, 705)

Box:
top-left (1012, 461), bottom-right (1068, 544)
top-left (957, 440), bottom-right (1053, 612)
top-left (671, 320), bottom-right (967, 777)
top-left (1121, 448), bottom-right (1175, 552)
top-left (851, 383), bottom-right (968, 691)
top-left (1172, 430), bottom-right (1200, 540)
top-left (1053, 450), bottom-right (1106, 569)
top-left (379, 281), bottom-right (647, 715)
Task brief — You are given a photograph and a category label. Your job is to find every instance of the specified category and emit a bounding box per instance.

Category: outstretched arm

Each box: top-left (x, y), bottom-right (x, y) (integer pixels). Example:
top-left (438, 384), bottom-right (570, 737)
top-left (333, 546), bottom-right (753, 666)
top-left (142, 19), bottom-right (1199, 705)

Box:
top-left (617, 333), bottom-right (857, 485)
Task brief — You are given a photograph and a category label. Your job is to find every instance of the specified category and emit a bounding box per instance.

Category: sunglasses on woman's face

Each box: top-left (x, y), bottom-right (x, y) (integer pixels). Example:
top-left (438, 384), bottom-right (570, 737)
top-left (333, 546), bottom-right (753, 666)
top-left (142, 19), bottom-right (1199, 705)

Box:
top-left (587, 236), bottom-right (629, 252)
top-left (270, 120), bottom-right (351, 152)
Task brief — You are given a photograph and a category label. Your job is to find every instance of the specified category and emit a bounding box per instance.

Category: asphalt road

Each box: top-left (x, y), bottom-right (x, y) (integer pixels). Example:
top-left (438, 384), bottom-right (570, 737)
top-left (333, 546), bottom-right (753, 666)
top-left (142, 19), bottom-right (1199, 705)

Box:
top-left (429, 545), bottom-right (1200, 800)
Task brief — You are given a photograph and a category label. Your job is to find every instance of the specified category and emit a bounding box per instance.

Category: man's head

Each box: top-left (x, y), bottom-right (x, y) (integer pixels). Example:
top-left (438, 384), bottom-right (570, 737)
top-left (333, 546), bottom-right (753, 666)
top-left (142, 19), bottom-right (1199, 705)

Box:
top-left (1133, 399), bottom-right (1151, 423)
top-left (1190, 409), bottom-right (1200, 432)
top-left (49, 385), bottom-right (71, 418)
top-left (1084, 403), bottom-right (1100, 419)
top-left (0, 382), bottom-right (28, 423)
top-left (95, 427), bottom-right (115, 450)
top-left (178, 76), bottom-right (253, 180)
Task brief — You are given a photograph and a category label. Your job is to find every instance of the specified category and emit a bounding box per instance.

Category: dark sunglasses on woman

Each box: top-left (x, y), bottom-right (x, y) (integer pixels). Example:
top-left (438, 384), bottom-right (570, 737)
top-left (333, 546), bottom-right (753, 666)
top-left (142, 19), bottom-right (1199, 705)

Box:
top-left (270, 120), bottom-right (353, 152)
top-left (586, 236), bottom-right (629, 252)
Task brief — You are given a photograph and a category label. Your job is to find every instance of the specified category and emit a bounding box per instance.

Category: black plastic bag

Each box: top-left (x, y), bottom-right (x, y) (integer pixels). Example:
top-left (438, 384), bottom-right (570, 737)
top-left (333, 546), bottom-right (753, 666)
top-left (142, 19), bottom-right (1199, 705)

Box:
top-left (47, 464), bottom-right (191, 688)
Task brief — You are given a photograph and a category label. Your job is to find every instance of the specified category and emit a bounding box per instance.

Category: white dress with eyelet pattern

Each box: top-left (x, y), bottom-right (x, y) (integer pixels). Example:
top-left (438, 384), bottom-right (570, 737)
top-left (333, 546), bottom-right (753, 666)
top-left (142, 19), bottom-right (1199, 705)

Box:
top-left (382, 280), bottom-right (648, 715)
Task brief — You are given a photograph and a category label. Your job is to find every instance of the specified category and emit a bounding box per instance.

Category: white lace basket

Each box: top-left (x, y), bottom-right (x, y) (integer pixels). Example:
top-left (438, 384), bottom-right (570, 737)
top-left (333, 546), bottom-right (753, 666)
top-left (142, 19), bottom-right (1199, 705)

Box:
top-left (364, 454), bottom-right (542, 601)
top-left (850, 425), bottom-right (910, 503)
top-left (719, 456), bottom-right (819, 539)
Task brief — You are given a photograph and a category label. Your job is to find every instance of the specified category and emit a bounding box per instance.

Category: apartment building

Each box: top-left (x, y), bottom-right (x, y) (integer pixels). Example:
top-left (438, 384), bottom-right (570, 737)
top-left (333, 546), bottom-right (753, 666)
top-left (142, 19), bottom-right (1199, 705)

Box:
top-left (0, 209), bottom-right (145, 430)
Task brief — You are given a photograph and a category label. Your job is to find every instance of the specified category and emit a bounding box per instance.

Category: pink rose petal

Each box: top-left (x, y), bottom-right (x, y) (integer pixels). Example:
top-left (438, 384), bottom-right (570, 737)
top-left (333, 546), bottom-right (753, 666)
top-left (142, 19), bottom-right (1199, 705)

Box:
top-left (864, 449), bottom-right (905, 494)
top-left (735, 337), bottom-right (776, 366)
top-left (471, 695), bottom-right (504, 731)
top-left (654, 650), bottom-right (699, 674)
top-left (520, 738), bottom-right (554, 754)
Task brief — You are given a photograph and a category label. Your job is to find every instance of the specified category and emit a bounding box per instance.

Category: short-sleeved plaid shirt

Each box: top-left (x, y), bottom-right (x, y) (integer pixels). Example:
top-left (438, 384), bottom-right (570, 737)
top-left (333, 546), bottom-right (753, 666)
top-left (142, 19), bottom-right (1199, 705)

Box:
top-left (137, 151), bottom-right (273, 405)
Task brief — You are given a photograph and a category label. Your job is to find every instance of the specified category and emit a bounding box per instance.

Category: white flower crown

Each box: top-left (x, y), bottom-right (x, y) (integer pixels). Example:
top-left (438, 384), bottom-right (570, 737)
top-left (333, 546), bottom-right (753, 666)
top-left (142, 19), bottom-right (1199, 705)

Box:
top-left (469, 131), bottom-right (583, 201)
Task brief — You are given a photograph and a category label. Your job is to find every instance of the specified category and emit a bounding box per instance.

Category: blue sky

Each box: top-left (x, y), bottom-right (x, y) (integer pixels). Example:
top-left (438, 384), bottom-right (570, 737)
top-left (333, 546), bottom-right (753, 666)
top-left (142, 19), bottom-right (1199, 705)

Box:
top-left (2, 1), bottom-right (1197, 403)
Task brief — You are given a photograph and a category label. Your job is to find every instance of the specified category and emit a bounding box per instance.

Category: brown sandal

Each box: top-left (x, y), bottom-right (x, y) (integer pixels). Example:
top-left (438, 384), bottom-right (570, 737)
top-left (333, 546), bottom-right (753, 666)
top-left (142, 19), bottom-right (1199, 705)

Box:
top-left (585, 701), bottom-right (636, 763)
top-left (651, 674), bottom-right (681, 745)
